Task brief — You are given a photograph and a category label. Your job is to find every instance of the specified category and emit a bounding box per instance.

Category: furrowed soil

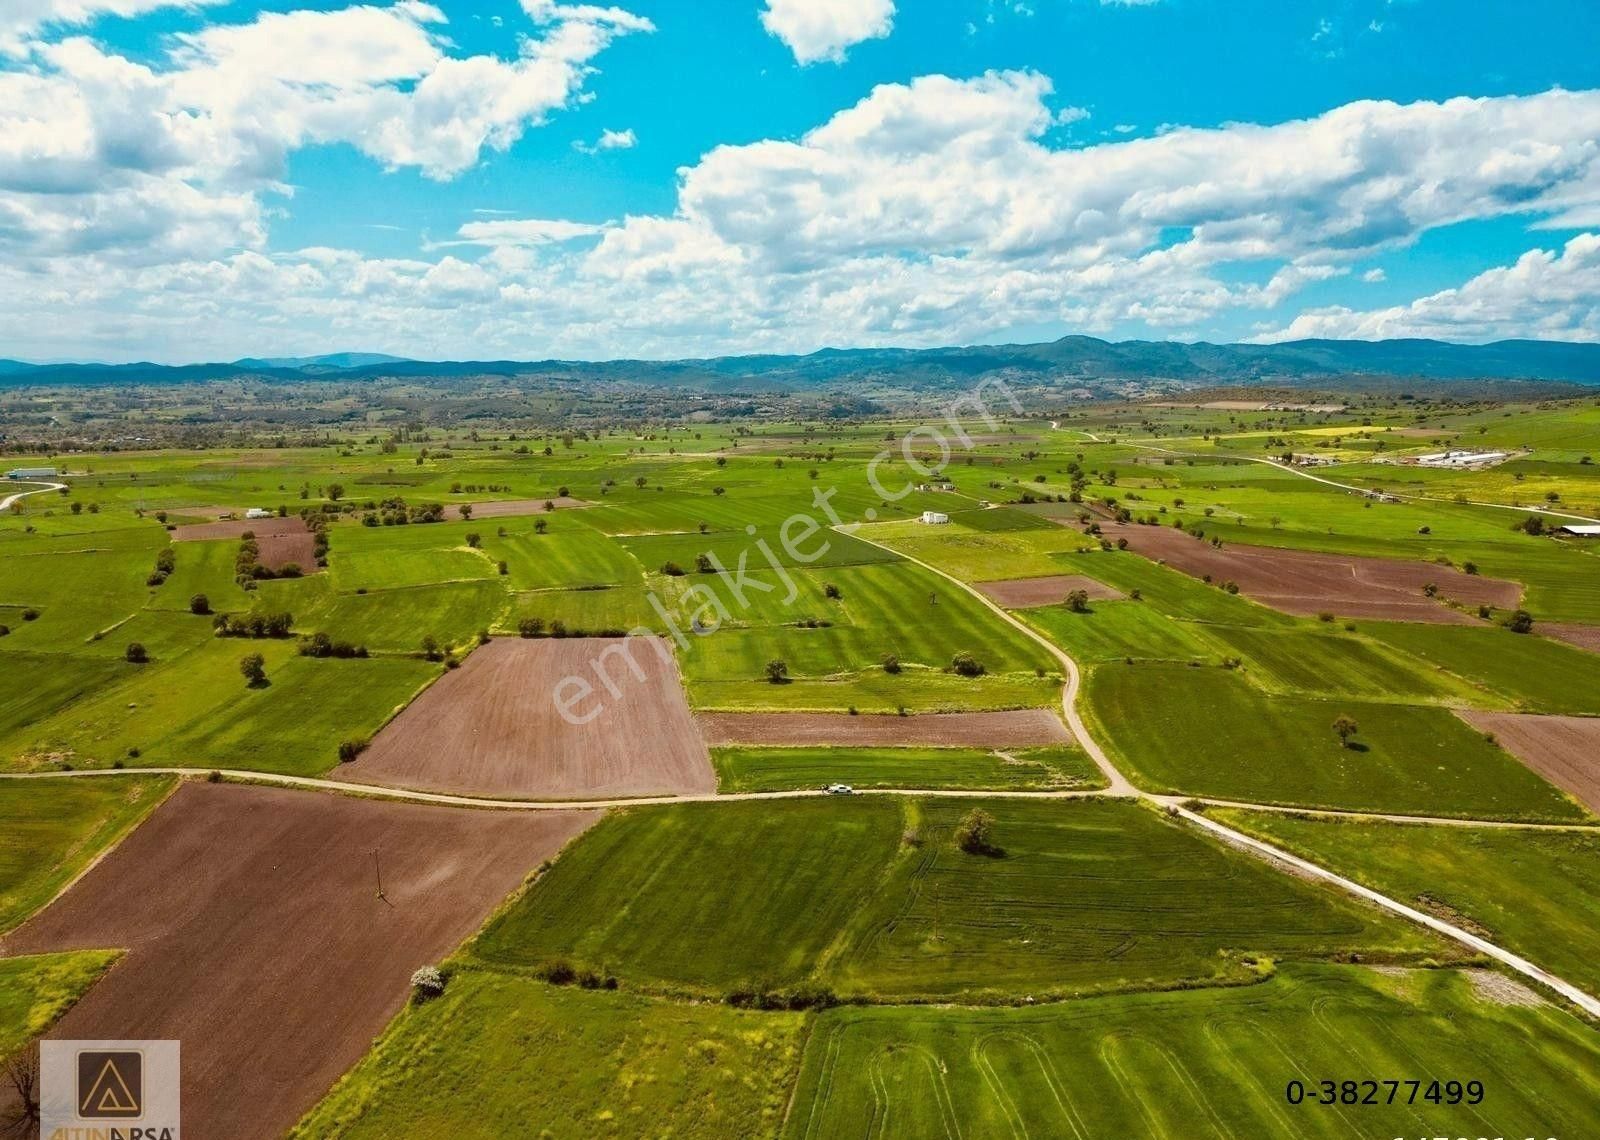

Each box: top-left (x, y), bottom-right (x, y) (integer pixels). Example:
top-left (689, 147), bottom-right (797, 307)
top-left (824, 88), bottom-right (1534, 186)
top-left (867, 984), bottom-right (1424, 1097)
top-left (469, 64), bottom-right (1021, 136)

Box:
top-left (1082, 518), bottom-right (1520, 622)
top-left (348, 636), bottom-right (715, 798)
top-left (975, 574), bottom-right (1126, 608)
top-left (0, 781), bottom-right (596, 1140)
top-left (1457, 709), bottom-right (1600, 814)
top-left (695, 709), bottom-right (1073, 748)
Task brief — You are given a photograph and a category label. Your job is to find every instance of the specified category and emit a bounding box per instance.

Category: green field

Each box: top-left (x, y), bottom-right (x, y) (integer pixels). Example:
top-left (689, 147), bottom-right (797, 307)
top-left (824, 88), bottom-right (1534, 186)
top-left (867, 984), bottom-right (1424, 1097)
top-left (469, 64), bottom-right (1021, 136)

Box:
top-left (1084, 662), bottom-right (1587, 820)
top-left (785, 964), bottom-right (1600, 1139)
top-left (473, 798), bottom-right (1444, 1000)
top-left (0, 950), bottom-right (120, 1058)
top-left (711, 745), bottom-right (1103, 792)
top-left (0, 775), bottom-right (173, 932)
top-left (1363, 621), bottom-right (1600, 714)
top-left (292, 972), bottom-right (804, 1140)
top-left (1212, 808), bottom-right (1600, 996)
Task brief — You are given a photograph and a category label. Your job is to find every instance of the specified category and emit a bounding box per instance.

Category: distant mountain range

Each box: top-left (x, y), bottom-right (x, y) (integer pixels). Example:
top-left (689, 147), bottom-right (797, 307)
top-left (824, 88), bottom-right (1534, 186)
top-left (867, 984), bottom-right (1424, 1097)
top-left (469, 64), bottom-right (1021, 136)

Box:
top-left (3, 337), bottom-right (1599, 388)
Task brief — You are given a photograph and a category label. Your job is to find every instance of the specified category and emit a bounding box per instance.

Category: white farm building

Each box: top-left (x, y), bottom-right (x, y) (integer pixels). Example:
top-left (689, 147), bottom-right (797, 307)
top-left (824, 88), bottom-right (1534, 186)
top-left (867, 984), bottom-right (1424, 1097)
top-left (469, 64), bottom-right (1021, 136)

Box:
top-left (5, 467), bottom-right (57, 480)
top-left (245, 508), bottom-right (275, 519)
top-left (920, 511), bottom-right (950, 525)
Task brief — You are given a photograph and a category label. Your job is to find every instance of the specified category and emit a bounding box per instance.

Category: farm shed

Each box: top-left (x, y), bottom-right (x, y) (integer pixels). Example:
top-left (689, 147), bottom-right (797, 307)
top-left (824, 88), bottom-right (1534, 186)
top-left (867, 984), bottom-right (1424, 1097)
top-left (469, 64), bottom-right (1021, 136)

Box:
top-left (1557, 525), bottom-right (1600, 537)
top-left (921, 511), bottom-right (950, 524)
top-left (5, 466), bottom-right (57, 479)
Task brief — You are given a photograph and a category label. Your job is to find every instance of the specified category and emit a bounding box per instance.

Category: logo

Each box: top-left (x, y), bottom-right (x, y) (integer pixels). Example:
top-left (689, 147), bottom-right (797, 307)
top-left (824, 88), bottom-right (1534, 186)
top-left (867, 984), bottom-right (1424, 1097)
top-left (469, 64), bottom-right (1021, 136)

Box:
top-left (40, 1040), bottom-right (180, 1139)
top-left (77, 1051), bottom-right (142, 1118)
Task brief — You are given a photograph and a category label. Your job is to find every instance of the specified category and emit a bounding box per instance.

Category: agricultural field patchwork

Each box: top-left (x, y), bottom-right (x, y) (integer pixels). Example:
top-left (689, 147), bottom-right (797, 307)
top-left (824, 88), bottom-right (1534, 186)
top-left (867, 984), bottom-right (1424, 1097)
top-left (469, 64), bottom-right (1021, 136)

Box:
top-left (3, 396), bottom-right (1599, 1138)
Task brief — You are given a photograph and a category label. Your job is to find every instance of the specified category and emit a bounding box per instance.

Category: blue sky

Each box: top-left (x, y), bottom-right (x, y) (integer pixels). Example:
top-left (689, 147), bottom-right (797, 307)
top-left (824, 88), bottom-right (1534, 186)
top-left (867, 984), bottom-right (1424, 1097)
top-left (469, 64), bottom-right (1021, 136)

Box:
top-left (2, 0), bottom-right (1599, 361)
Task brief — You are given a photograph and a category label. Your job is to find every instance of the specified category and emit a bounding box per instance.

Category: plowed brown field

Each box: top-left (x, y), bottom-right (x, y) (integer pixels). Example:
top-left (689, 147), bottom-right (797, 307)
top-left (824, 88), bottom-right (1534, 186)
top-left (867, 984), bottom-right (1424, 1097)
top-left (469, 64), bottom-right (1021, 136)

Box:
top-left (171, 515), bottom-right (317, 571)
top-left (1085, 519), bottom-right (1520, 622)
top-left (976, 574), bottom-right (1126, 608)
top-left (696, 709), bottom-right (1073, 748)
top-left (1457, 710), bottom-right (1600, 815)
top-left (348, 637), bottom-right (714, 798)
top-left (1543, 624), bottom-right (1600, 654)
top-left (0, 781), bottom-right (596, 1140)
top-left (456, 496), bottom-right (589, 518)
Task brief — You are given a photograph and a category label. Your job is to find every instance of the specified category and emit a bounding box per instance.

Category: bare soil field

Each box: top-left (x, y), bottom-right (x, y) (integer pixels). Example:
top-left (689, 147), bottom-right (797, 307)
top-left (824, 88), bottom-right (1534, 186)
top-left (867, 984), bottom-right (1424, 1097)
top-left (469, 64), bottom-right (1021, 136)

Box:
top-left (169, 515), bottom-right (308, 542)
top-left (976, 574), bottom-right (1126, 608)
top-left (1456, 710), bottom-right (1600, 815)
top-left (0, 781), bottom-right (596, 1140)
top-left (347, 637), bottom-right (714, 798)
top-left (1088, 518), bottom-right (1520, 622)
top-left (696, 709), bottom-right (1073, 747)
top-left (1543, 624), bottom-right (1600, 654)
top-left (458, 496), bottom-right (589, 519)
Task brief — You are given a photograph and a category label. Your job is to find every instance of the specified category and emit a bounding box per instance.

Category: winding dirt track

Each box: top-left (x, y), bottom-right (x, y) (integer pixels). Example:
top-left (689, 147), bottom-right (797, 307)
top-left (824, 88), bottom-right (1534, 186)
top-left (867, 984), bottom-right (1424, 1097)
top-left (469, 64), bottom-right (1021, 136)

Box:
top-left (0, 781), bottom-right (597, 1140)
top-left (0, 479), bottom-right (66, 511)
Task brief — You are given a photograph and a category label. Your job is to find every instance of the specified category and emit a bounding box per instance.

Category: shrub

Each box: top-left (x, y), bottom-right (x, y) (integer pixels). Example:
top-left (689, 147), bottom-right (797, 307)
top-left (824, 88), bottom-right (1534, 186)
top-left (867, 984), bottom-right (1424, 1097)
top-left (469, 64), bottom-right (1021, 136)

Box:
top-left (421, 635), bottom-right (442, 661)
top-left (518, 617), bottom-right (546, 638)
top-left (338, 738), bottom-right (370, 763)
top-left (950, 652), bottom-right (986, 677)
top-left (189, 593), bottom-right (210, 615)
top-left (1064, 589), bottom-right (1090, 613)
top-left (823, 583), bottom-right (841, 599)
top-left (881, 654), bottom-right (901, 674)
top-left (125, 642), bottom-right (149, 664)
top-left (661, 561), bottom-right (686, 577)
top-left (764, 659), bottom-right (789, 684)
top-left (955, 808), bottom-right (998, 855)
top-left (239, 653), bottom-right (267, 686)
top-left (1463, 561), bottom-right (1479, 575)
top-left (1502, 609), bottom-right (1535, 634)
top-left (409, 965), bottom-right (445, 1001)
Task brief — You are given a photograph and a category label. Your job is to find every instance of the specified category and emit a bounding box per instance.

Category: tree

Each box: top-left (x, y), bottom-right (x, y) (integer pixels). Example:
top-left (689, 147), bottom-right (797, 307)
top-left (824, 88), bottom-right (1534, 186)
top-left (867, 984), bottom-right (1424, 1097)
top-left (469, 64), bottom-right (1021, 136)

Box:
top-left (1065, 589), bottom-right (1090, 613)
top-left (459, 503), bottom-right (473, 520)
top-left (695, 553), bottom-right (714, 574)
top-left (534, 518), bottom-right (548, 534)
top-left (189, 593), bottom-right (210, 615)
top-left (823, 583), bottom-right (841, 599)
top-left (421, 634), bottom-right (442, 661)
top-left (327, 483), bottom-right (345, 501)
top-left (240, 652), bottom-right (267, 686)
top-left (955, 808), bottom-right (997, 855)
top-left (1503, 609), bottom-right (1535, 634)
top-left (1332, 714), bottom-right (1359, 748)
top-left (764, 659), bottom-right (789, 684)
top-left (518, 617), bottom-right (546, 638)
top-left (465, 531), bottom-right (481, 548)
top-left (661, 561), bottom-right (686, 577)
top-left (950, 652), bottom-right (986, 677)
top-left (125, 642), bottom-right (149, 664)
top-left (881, 653), bottom-right (901, 674)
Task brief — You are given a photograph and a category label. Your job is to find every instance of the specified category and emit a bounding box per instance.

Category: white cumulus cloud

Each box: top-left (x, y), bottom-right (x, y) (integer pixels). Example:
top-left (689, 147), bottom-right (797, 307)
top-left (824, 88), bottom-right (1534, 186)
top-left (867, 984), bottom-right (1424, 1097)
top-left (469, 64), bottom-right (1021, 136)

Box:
top-left (759, 0), bottom-right (894, 64)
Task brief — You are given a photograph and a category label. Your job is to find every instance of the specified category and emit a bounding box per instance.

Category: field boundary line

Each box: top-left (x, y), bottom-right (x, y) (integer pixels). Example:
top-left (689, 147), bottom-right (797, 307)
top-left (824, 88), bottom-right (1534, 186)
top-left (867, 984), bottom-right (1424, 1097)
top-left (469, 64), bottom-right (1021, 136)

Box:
top-left (1165, 795), bottom-right (1600, 831)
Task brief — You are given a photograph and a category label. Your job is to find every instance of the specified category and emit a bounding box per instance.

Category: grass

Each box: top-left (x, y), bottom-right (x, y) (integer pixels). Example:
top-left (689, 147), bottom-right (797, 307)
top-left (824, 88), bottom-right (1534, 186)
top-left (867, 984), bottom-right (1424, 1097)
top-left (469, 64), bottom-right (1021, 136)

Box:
top-left (472, 798), bottom-right (1443, 1000)
top-left (0, 775), bottom-right (173, 932)
top-left (1084, 662), bottom-right (1587, 821)
top-left (784, 964), bottom-right (1600, 1139)
top-left (291, 972), bottom-right (805, 1140)
top-left (0, 951), bottom-right (120, 1058)
top-left (711, 745), bottom-right (1104, 792)
top-left (473, 798), bottom-right (905, 990)
top-left (0, 637), bottom-right (435, 774)
top-left (1211, 808), bottom-right (1600, 996)
top-left (1363, 621), bottom-right (1600, 714)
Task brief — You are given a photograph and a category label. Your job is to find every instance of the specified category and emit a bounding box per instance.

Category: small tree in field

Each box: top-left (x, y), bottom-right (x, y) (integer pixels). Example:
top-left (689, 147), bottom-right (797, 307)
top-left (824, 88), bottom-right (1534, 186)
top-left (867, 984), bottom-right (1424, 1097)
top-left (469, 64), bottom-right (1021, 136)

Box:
top-left (125, 642), bottom-right (148, 664)
top-left (189, 593), bottom-right (210, 615)
top-left (955, 808), bottom-right (997, 855)
top-left (240, 652), bottom-right (267, 686)
top-left (1502, 609), bottom-right (1534, 634)
top-left (764, 659), bottom-right (789, 684)
top-left (1065, 589), bottom-right (1090, 613)
top-left (1332, 714), bottom-right (1359, 748)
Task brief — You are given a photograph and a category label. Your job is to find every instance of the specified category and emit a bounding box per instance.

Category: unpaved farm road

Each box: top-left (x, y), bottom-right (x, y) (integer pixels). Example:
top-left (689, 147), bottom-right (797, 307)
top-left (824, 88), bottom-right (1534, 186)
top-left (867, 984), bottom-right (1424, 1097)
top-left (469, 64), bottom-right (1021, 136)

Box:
top-left (0, 479), bottom-right (67, 511)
